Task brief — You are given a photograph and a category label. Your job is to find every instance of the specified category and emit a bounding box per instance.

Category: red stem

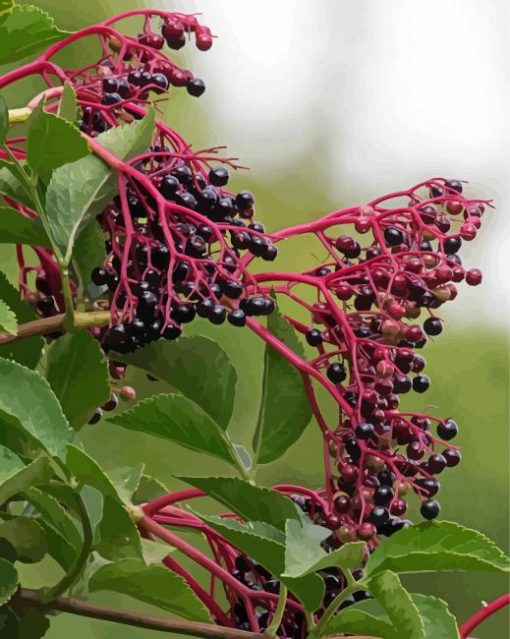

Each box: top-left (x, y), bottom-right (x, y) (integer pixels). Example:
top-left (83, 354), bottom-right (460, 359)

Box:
top-left (460, 593), bottom-right (510, 638)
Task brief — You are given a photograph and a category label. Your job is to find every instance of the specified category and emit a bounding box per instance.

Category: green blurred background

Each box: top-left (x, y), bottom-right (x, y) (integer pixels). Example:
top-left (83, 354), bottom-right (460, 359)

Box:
top-left (2, 0), bottom-right (509, 636)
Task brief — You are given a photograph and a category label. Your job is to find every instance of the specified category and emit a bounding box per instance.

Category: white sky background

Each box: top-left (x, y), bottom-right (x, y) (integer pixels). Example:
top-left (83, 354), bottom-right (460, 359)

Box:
top-left (159, 0), bottom-right (510, 329)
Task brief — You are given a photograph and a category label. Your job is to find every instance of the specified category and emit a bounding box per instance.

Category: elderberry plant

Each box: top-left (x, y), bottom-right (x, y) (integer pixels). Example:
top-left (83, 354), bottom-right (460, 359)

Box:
top-left (0, 4), bottom-right (507, 639)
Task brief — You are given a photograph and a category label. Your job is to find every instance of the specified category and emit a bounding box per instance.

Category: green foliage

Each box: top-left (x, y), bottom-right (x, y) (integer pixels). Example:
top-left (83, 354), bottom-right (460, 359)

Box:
top-left (108, 394), bottom-right (243, 471)
top-left (27, 100), bottom-right (89, 182)
top-left (365, 520), bottom-right (510, 576)
top-left (0, 357), bottom-right (74, 459)
top-left (0, 94), bottom-right (8, 144)
top-left (0, 4), bottom-right (70, 65)
top-left (45, 331), bottom-right (109, 429)
top-left (89, 559), bottom-right (212, 622)
top-left (58, 82), bottom-right (79, 123)
top-left (0, 457), bottom-right (52, 506)
top-left (0, 297), bottom-right (16, 334)
top-left (72, 220), bottom-right (107, 294)
top-left (94, 495), bottom-right (142, 561)
top-left (253, 306), bottom-right (312, 463)
top-left (0, 207), bottom-right (51, 247)
top-left (44, 110), bottom-right (155, 262)
top-left (0, 271), bottom-right (43, 368)
top-left (118, 335), bottom-right (237, 429)
top-left (0, 517), bottom-right (48, 563)
top-left (0, 557), bottom-right (17, 605)
top-left (176, 475), bottom-right (301, 530)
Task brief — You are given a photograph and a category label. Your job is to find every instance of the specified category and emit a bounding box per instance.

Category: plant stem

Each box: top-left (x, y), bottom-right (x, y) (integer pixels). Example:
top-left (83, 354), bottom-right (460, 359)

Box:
top-left (265, 585), bottom-right (288, 638)
top-left (60, 265), bottom-right (76, 330)
top-left (0, 311), bottom-right (110, 345)
top-left (460, 593), bottom-right (510, 638)
top-left (312, 572), bottom-right (366, 638)
top-left (42, 492), bottom-right (93, 602)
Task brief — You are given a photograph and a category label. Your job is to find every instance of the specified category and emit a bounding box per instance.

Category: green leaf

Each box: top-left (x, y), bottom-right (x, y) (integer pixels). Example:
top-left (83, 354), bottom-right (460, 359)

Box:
top-left (58, 82), bottom-right (79, 123)
top-left (0, 298), bottom-right (16, 334)
top-left (72, 220), bottom-right (107, 295)
top-left (14, 605), bottom-right (50, 639)
top-left (0, 457), bottom-right (52, 506)
top-left (322, 607), bottom-right (398, 639)
top-left (27, 101), bottom-right (89, 183)
top-left (0, 164), bottom-right (34, 210)
top-left (141, 538), bottom-right (174, 565)
top-left (0, 207), bottom-right (51, 246)
top-left (0, 4), bottom-right (70, 65)
top-left (368, 571), bottom-right (425, 639)
top-left (0, 2), bottom-right (13, 27)
top-left (45, 331), bottom-right (110, 429)
top-left (0, 357), bottom-right (74, 459)
top-left (66, 445), bottom-right (121, 500)
top-left (283, 518), bottom-right (364, 578)
top-left (253, 307), bottom-right (312, 464)
top-left (175, 475), bottom-right (300, 532)
top-left (106, 464), bottom-right (144, 505)
top-left (0, 444), bottom-right (24, 482)
top-left (201, 514), bottom-right (324, 613)
top-left (45, 109), bottom-right (155, 262)
top-left (117, 335), bottom-right (237, 429)
top-left (0, 271), bottom-right (43, 368)
top-left (95, 495), bottom-right (143, 561)
top-left (90, 558), bottom-right (211, 622)
top-left (25, 487), bottom-right (82, 552)
top-left (132, 474), bottom-right (168, 505)
top-left (0, 557), bottom-right (17, 605)
top-left (0, 94), bottom-right (8, 145)
top-left (412, 594), bottom-right (459, 639)
top-left (366, 520), bottom-right (510, 576)
top-left (0, 517), bottom-right (47, 563)
top-left (108, 395), bottom-right (240, 469)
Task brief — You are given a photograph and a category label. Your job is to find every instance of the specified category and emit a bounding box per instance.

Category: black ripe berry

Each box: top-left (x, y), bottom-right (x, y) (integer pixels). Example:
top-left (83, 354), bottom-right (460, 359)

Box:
top-left (88, 408), bottom-right (103, 425)
top-left (327, 362), bottom-right (347, 384)
top-left (384, 226), bottom-right (405, 246)
top-left (172, 304), bottom-right (196, 324)
top-left (91, 267), bottom-right (109, 286)
top-left (159, 175), bottom-right (180, 199)
top-left (437, 419), bottom-right (458, 441)
top-left (374, 485), bottom-right (394, 506)
top-left (187, 77), bottom-right (206, 97)
top-left (228, 309), bottom-right (246, 327)
top-left (306, 329), bottom-right (323, 347)
top-left (370, 506), bottom-right (390, 525)
top-left (421, 499), bottom-right (440, 520)
top-left (209, 305), bottom-right (226, 325)
top-left (443, 448), bottom-right (461, 467)
top-left (413, 374), bottom-right (430, 393)
top-left (444, 236), bottom-right (462, 254)
top-left (355, 422), bottom-right (374, 440)
top-left (222, 279), bottom-right (243, 299)
top-left (445, 179), bottom-right (463, 193)
top-left (424, 317), bottom-right (443, 336)
top-left (162, 324), bottom-right (182, 340)
top-left (209, 167), bottom-right (229, 187)
top-left (235, 191), bottom-right (255, 211)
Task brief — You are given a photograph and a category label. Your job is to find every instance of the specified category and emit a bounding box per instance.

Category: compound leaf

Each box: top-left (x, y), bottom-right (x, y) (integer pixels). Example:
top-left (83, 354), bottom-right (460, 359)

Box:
top-left (0, 207), bottom-right (51, 247)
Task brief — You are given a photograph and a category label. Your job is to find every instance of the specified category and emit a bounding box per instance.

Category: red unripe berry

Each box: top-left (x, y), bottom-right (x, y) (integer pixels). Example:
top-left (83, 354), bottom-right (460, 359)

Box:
top-left (334, 494), bottom-right (351, 513)
top-left (381, 319), bottom-right (400, 339)
top-left (435, 265), bottom-right (452, 284)
top-left (373, 268), bottom-right (390, 288)
top-left (357, 522), bottom-right (376, 541)
top-left (404, 257), bottom-right (423, 274)
top-left (451, 266), bottom-right (465, 283)
top-left (446, 200), bottom-right (464, 215)
top-left (391, 498), bottom-right (407, 516)
top-left (406, 325), bottom-right (424, 343)
top-left (341, 463), bottom-right (359, 484)
top-left (355, 218), bottom-right (372, 234)
top-left (169, 68), bottom-right (190, 87)
top-left (387, 301), bottom-right (405, 320)
top-left (163, 19), bottom-right (185, 40)
top-left (376, 359), bottom-right (394, 378)
top-left (460, 223), bottom-right (477, 240)
top-left (335, 284), bottom-right (352, 300)
top-left (466, 268), bottom-right (482, 286)
top-left (139, 32), bottom-right (165, 49)
top-left (196, 27), bottom-right (213, 51)
top-left (119, 386), bottom-right (137, 401)
top-left (446, 283), bottom-right (458, 300)
top-left (391, 274), bottom-right (409, 295)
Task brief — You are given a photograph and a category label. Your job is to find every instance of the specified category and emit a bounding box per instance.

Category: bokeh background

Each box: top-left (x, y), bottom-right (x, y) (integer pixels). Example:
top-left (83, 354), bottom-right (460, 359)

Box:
top-left (1, 0), bottom-right (508, 637)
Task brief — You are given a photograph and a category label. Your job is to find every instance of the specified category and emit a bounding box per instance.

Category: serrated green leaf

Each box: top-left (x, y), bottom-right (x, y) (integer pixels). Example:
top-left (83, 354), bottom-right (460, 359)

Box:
top-left (25, 487), bottom-right (82, 552)
top-left (0, 298), bottom-right (16, 334)
top-left (0, 94), bottom-right (8, 145)
top-left (95, 495), bottom-right (143, 561)
top-left (66, 445), bottom-right (120, 500)
top-left (27, 101), bottom-right (89, 183)
top-left (322, 606), bottom-right (398, 639)
top-left (254, 307), bottom-right (312, 464)
top-left (106, 464), bottom-right (144, 505)
top-left (45, 110), bottom-right (155, 262)
top-left (0, 444), bottom-right (24, 482)
top-left (37, 520), bottom-right (78, 571)
top-left (366, 520), bottom-right (510, 576)
top-left (45, 331), bottom-right (110, 429)
top-left (0, 207), bottom-right (51, 247)
top-left (117, 335), bottom-right (237, 429)
top-left (0, 165), bottom-right (34, 210)
top-left (90, 558), bottom-right (211, 622)
top-left (141, 538), bottom-right (174, 565)
top-left (368, 571), bottom-right (425, 639)
top-left (132, 474), bottom-right (168, 505)
top-left (58, 82), bottom-right (79, 123)
top-left (0, 557), bottom-right (17, 605)
top-left (283, 518), bottom-right (364, 578)
top-left (72, 220), bottom-right (107, 295)
top-left (412, 594), bottom-right (459, 639)
top-left (176, 475), bottom-right (300, 531)
top-left (0, 517), bottom-right (47, 563)
top-left (0, 271), bottom-right (43, 367)
top-left (0, 457), bottom-right (52, 506)
top-left (0, 357), bottom-right (74, 459)
top-left (108, 394), bottom-right (240, 469)
top-left (0, 2), bottom-right (13, 26)
top-left (200, 514), bottom-right (324, 612)
top-left (0, 4), bottom-right (70, 65)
